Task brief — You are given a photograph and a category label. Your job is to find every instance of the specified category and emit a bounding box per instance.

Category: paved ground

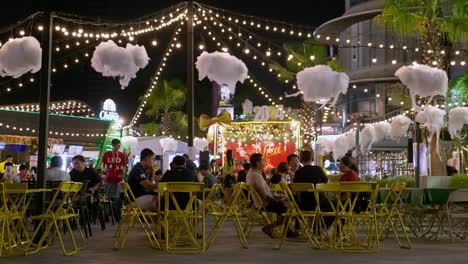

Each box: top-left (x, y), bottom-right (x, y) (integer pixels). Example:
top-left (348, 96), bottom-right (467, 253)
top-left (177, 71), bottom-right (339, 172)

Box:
top-left (5, 221), bottom-right (468, 264)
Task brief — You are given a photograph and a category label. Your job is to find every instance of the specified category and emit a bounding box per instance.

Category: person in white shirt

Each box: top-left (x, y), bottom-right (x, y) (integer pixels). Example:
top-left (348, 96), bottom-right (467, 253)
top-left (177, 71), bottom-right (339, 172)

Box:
top-left (246, 153), bottom-right (298, 239)
top-left (46, 156), bottom-right (71, 182)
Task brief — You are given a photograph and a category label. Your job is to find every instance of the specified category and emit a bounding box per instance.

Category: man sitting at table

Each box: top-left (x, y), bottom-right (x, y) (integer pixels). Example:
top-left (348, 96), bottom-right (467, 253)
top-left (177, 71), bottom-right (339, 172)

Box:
top-left (246, 153), bottom-right (298, 238)
top-left (127, 148), bottom-right (159, 211)
top-left (159, 155), bottom-right (197, 210)
top-left (70, 155), bottom-right (102, 195)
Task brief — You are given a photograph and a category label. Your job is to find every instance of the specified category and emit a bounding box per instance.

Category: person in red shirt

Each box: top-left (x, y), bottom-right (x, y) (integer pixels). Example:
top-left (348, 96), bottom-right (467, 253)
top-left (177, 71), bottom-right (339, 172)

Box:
top-left (339, 156), bottom-right (360, 182)
top-left (102, 139), bottom-right (127, 185)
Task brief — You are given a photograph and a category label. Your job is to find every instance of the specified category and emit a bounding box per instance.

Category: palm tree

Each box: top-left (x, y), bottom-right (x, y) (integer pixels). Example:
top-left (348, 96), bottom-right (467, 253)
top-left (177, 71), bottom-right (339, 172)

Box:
top-left (377, 0), bottom-right (468, 70)
top-left (141, 78), bottom-right (186, 136)
top-left (270, 39), bottom-right (345, 148)
top-left (378, 0), bottom-right (468, 176)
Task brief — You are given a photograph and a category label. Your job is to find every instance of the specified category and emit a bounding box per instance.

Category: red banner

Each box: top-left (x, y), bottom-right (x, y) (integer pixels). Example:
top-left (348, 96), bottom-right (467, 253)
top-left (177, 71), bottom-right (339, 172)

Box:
top-left (224, 141), bottom-right (296, 169)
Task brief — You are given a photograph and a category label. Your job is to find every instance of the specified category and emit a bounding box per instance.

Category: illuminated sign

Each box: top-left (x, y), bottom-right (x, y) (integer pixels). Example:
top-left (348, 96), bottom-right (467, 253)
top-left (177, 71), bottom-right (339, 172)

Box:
top-left (99, 99), bottom-right (120, 121)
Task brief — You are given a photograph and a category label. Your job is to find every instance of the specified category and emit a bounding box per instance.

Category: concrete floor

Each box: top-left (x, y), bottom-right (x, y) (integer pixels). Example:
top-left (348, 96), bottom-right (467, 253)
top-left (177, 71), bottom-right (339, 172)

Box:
top-left (4, 221), bottom-right (468, 264)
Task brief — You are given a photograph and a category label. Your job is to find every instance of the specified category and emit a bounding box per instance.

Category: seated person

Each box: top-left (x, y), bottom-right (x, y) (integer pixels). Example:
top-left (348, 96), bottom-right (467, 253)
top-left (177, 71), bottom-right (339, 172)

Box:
top-left (46, 156), bottom-right (70, 182)
top-left (294, 150), bottom-right (328, 211)
top-left (160, 156), bottom-right (197, 210)
top-left (339, 156), bottom-right (360, 182)
top-left (69, 155), bottom-right (102, 195)
top-left (127, 148), bottom-right (159, 211)
top-left (17, 164), bottom-right (31, 181)
top-left (236, 163), bottom-right (251, 183)
top-left (246, 153), bottom-right (297, 238)
top-left (197, 164), bottom-right (217, 189)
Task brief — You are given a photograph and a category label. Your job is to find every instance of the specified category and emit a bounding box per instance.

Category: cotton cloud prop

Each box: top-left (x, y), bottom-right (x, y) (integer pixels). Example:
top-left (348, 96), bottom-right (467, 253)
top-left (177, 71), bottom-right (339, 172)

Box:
top-left (296, 65), bottom-right (349, 106)
top-left (448, 107), bottom-right (468, 139)
top-left (242, 99), bottom-right (253, 115)
top-left (395, 63), bottom-right (448, 110)
top-left (316, 136), bottom-right (334, 155)
top-left (0, 36), bottom-right (42, 78)
top-left (159, 137), bottom-right (178, 153)
top-left (332, 130), bottom-right (356, 160)
top-left (415, 106), bottom-right (446, 158)
top-left (196, 51), bottom-right (248, 92)
top-left (120, 136), bottom-right (139, 154)
top-left (391, 115), bottom-right (412, 140)
top-left (194, 137), bottom-right (209, 151)
top-left (91, 40), bottom-right (149, 89)
top-left (359, 126), bottom-right (376, 154)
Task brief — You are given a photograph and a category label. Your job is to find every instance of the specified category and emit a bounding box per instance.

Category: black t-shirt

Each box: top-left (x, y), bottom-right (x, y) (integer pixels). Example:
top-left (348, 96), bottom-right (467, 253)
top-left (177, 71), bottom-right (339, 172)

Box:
top-left (127, 163), bottom-right (151, 198)
top-left (69, 167), bottom-right (102, 189)
top-left (294, 165), bottom-right (328, 211)
top-left (160, 167), bottom-right (197, 209)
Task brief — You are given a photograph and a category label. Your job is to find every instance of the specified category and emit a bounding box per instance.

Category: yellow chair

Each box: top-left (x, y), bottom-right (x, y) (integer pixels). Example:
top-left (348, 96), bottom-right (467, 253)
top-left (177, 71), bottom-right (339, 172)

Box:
top-left (27, 182), bottom-right (85, 256)
top-left (114, 182), bottom-right (160, 250)
top-left (243, 185), bottom-right (275, 240)
top-left (204, 183), bottom-right (224, 218)
top-left (4, 183), bottom-right (29, 251)
top-left (159, 182), bottom-right (205, 254)
top-left (315, 183), bottom-right (341, 248)
top-left (207, 183), bottom-right (249, 249)
top-left (275, 183), bottom-right (320, 250)
top-left (377, 182), bottom-right (411, 249)
top-left (338, 182), bottom-right (379, 252)
top-left (0, 183), bottom-right (13, 256)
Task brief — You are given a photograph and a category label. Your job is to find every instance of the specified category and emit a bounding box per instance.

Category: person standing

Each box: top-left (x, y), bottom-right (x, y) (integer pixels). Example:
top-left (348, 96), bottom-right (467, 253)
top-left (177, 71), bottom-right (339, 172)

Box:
top-left (102, 139), bottom-right (127, 197)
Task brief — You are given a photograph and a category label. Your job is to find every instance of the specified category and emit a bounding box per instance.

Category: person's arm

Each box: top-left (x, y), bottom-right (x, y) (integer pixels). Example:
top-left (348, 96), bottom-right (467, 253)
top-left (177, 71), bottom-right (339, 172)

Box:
top-left (317, 167), bottom-right (328, 183)
top-left (90, 169), bottom-right (103, 194)
top-left (140, 179), bottom-right (158, 191)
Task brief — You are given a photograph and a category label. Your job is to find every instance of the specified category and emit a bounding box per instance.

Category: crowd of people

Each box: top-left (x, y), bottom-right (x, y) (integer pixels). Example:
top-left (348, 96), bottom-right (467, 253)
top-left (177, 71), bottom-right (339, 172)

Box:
top-left (0, 138), bottom-right (361, 239)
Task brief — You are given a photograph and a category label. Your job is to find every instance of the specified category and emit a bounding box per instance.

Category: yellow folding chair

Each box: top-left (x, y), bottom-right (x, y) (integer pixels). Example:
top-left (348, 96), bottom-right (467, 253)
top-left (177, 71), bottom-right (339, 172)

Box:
top-left (275, 183), bottom-right (320, 250)
top-left (3, 183), bottom-right (29, 252)
top-left (114, 182), bottom-right (160, 250)
top-left (377, 182), bottom-right (411, 249)
top-left (0, 183), bottom-right (13, 256)
top-left (207, 183), bottom-right (249, 249)
top-left (338, 182), bottom-right (379, 252)
top-left (243, 185), bottom-right (276, 240)
top-left (204, 183), bottom-right (224, 217)
top-left (315, 183), bottom-right (341, 248)
top-left (27, 182), bottom-right (85, 256)
top-left (159, 182), bottom-right (205, 254)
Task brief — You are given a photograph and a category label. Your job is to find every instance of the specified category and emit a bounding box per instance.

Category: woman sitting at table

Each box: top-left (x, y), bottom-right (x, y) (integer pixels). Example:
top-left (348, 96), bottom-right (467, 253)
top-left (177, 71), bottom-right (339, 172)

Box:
top-left (339, 156), bottom-right (360, 182)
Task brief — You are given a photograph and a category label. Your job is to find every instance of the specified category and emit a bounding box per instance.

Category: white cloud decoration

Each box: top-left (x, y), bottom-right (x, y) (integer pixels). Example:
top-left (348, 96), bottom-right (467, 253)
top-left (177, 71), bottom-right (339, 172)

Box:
top-left (0, 36), bottom-right (42, 78)
top-left (448, 107), bottom-right (468, 139)
top-left (296, 65), bottom-right (349, 106)
top-left (159, 137), bottom-right (178, 153)
top-left (195, 51), bottom-right (248, 93)
top-left (390, 115), bottom-right (412, 140)
top-left (91, 40), bottom-right (150, 89)
top-left (120, 136), bottom-right (139, 154)
top-left (194, 137), bottom-right (209, 151)
top-left (395, 63), bottom-right (448, 110)
top-left (415, 106), bottom-right (446, 158)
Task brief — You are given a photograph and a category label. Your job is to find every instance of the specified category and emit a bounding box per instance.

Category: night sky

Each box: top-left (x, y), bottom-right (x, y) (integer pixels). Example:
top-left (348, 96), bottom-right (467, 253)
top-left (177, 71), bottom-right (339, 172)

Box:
top-left (0, 0), bottom-right (344, 123)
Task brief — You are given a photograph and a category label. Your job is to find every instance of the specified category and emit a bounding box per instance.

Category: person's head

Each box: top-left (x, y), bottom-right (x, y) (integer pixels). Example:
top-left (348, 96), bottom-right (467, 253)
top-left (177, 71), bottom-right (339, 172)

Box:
top-left (140, 148), bottom-right (155, 169)
top-left (287, 154), bottom-right (300, 170)
top-left (277, 162), bottom-right (289, 174)
top-left (243, 162), bottom-right (251, 171)
top-left (72, 155), bottom-right (86, 172)
top-left (172, 155), bottom-right (186, 168)
top-left (210, 159), bottom-right (216, 166)
top-left (250, 153), bottom-right (265, 171)
top-left (50, 156), bottom-right (63, 168)
top-left (5, 154), bottom-right (13, 162)
top-left (339, 156), bottom-right (354, 173)
top-left (198, 164), bottom-right (209, 175)
top-left (183, 154), bottom-right (190, 161)
top-left (300, 150), bottom-right (313, 165)
top-left (111, 139), bottom-right (121, 152)
top-left (271, 168), bottom-right (278, 176)
top-left (19, 164), bottom-right (28, 172)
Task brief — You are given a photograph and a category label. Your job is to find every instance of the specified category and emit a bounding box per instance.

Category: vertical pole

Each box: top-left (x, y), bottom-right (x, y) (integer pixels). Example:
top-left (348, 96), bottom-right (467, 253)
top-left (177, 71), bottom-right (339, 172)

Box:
top-left (212, 82), bottom-right (220, 116)
top-left (36, 11), bottom-right (53, 210)
top-left (355, 120), bottom-right (360, 172)
top-left (186, 1), bottom-right (195, 159)
top-left (415, 122), bottom-right (421, 187)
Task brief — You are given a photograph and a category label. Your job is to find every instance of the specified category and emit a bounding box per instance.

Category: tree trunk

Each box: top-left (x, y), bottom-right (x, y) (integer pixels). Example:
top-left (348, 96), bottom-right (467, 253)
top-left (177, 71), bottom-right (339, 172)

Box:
top-left (161, 112), bottom-right (171, 136)
top-left (300, 101), bottom-right (316, 150)
top-left (419, 21), bottom-right (449, 176)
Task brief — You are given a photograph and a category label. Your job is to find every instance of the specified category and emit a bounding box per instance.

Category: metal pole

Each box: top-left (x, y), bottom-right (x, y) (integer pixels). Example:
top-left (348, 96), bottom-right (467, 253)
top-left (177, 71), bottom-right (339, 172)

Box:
top-left (36, 11), bottom-right (53, 210)
top-left (355, 120), bottom-right (360, 172)
top-left (415, 122), bottom-right (421, 187)
top-left (186, 1), bottom-right (195, 159)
